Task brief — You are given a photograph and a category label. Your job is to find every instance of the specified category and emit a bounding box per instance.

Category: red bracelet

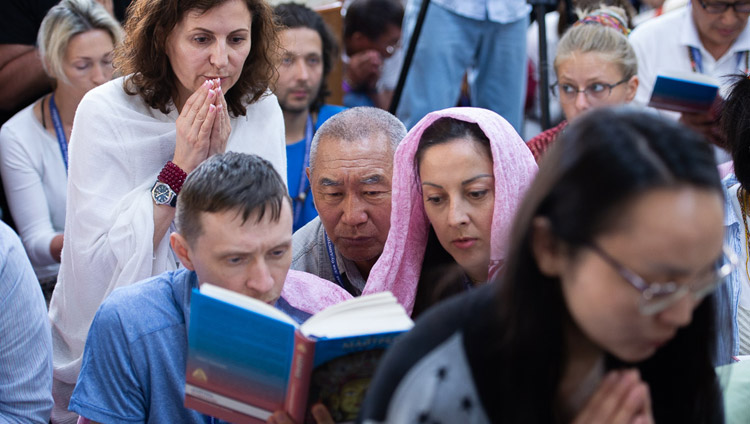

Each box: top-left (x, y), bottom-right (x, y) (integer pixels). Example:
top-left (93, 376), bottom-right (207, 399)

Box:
top-left (158, 161), bottom-right (187, 194)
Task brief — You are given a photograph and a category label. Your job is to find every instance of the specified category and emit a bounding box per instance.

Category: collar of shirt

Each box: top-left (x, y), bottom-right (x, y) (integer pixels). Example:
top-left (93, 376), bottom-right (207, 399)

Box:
top-left (334, 247), bottom-right (366, 293)
top-left (681, 4), bottom-right (750, 61)
top-left (724, 173), bottom-right (741, 228)
top-left (181, 270), bottom-right (199, 330)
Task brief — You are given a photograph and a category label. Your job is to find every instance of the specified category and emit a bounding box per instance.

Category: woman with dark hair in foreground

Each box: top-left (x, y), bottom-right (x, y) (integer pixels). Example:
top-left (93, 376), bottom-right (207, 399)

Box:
top-left (361, 108), bottom-right (731, 423)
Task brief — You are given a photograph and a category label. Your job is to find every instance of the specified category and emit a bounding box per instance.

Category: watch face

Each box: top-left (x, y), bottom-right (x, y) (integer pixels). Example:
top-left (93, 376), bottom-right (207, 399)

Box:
top-left (152, 183), bottom-right (173, 204)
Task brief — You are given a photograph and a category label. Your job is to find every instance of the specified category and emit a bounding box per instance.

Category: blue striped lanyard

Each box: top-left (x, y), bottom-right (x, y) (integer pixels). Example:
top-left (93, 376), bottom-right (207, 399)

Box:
top-left (293, 115), bottom-right (314, 228)
top-left (323, 232), bottom-right (345, 289)
top-left (48, 94), bottom-right (68, 172)
top-left (688, 46), bottom-right (749, 74)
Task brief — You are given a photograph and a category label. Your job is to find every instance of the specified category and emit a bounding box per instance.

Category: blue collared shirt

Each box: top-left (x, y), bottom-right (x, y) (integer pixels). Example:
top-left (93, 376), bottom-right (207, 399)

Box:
top-left (720, 173), bottom-right (743, 361)
top-left (71, 268), bottom-right (310, 423)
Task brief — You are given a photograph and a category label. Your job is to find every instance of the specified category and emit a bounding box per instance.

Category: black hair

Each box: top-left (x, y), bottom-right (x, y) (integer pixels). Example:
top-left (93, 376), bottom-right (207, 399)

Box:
top-left (414, 117), bottom-right (491, 172)
top-left (343, 0), bottom-right (404, 41)
top-left (176, 152), bottom-right (291, 244)
top-left (273, 3), bottom-right (339, 113)
top-left (722, 74), bottom-right (750, 188)
top-left (479, 107), bottom-right (724, 422)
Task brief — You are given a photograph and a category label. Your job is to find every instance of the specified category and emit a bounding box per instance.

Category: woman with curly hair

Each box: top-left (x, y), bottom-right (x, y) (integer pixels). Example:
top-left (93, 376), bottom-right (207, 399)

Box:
top-left (48, 0), bottom-right (285, 421)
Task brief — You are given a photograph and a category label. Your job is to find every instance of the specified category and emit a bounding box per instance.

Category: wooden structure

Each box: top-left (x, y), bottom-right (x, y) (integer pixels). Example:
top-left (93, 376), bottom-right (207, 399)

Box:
top-left (313, 2), bottom-right (345, 105)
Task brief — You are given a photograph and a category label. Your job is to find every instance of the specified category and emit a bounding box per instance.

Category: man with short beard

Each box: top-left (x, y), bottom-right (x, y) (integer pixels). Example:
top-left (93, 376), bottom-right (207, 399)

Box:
top-left (273, 3), bottom-right (345, 231)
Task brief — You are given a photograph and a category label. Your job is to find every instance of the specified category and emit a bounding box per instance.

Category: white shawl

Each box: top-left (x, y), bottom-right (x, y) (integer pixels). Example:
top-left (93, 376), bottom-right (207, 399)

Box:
top-left (49, 76), bottom-right (286, 388)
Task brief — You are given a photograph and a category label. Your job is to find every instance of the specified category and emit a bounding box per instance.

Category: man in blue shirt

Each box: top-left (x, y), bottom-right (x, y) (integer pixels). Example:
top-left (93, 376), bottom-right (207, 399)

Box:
top-left (273, 3), bottom-right (345, 232)
top-left (0, 221), bottom-right (53, 423)
top-left (69, 153), bottom-right (330, 423)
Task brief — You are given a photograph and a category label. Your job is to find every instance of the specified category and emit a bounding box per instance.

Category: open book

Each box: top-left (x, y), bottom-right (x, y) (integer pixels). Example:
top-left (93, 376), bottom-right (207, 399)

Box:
top-left (184, 284), bottom-right (414, 424)
top-left (648, 71), bottom-right (720, 114)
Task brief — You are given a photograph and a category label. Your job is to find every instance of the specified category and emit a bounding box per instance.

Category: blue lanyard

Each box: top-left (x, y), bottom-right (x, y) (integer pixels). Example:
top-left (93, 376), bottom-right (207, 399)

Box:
top-left (688, 46), bottom-right (749, 74)
top-left (323, 232), bottom-right (345, 289)
top-left (293, 115), bottom-right (315, 227)
top-left (48, 94), bottom-right (68, 172)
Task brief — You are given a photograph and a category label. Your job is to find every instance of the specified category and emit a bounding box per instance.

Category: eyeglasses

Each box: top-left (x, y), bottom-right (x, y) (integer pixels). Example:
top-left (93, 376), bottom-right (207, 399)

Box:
top-left (550, 78), bottom-right (630, 104)
top-left (697, 0), bottom-right (750, 14)
top-left (384, 40), bottom-right (402, 56)
top-left (588, 244), bottom-right (737, 315)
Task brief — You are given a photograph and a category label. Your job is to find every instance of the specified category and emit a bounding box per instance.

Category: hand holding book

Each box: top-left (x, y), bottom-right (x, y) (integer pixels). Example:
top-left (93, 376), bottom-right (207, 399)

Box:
top-left (185, 285), bottom-right (413, 423)
top-left (267, 404), bottom-right (334, 424)
top-left (678, 95), bottom-right (726, 148)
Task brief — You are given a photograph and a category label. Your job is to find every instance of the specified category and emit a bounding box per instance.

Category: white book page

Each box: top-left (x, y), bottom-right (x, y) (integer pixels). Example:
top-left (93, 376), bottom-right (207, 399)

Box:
top-left (300, 291), bottom-right (414, 339)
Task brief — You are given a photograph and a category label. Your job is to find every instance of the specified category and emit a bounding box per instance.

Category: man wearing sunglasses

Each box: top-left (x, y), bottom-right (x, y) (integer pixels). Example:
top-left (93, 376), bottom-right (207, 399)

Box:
top-left (630, 0), bottom-right (750, 146)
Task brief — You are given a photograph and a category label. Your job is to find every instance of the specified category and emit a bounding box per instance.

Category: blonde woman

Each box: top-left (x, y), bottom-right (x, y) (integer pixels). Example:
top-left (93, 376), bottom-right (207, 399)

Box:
top-left (527, 7), bottom-right (638, 161)
top-left (0, 0), bottom-right (122, 296)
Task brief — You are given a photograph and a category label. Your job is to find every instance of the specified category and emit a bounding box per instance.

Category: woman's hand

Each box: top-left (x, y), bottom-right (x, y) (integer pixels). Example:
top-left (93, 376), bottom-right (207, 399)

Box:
top-left (572, 369), bottom-right (653, 424)
top-left (267, 404), bottom-right (335, 424)
top-left (208, 83), bottom-right (231, 157)
top-left (173, 79), bottom-right (220, 174)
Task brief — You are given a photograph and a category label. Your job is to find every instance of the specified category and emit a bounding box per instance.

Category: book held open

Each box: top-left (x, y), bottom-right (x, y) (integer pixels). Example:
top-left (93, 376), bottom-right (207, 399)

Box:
top-left (648, 71), bottom-right (720, 114)
top-left (185, 284), bottom-right (413, 423)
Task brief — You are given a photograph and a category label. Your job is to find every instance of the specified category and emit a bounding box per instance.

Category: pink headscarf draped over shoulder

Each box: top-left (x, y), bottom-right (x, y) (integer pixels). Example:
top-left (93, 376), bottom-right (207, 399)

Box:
top-left (364, 107), bottom-right (538, 314)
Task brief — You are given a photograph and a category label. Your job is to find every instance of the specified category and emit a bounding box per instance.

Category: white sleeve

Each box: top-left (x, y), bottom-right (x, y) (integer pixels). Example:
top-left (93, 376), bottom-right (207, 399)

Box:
top-left (50, 86), bottom-right (178, 383)
top-left (0, 119), bottom-right (59, 267)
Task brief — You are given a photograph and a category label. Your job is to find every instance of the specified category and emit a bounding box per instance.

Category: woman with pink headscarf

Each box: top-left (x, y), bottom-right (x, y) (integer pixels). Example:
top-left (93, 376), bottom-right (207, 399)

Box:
top-left (365, 107), bottom-right (538, 316)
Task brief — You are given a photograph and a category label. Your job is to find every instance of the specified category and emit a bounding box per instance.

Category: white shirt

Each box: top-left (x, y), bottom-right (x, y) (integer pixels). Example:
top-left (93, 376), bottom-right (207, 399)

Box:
top-left (430, 0), bottom-right (529, 24)
top-left (630, 5), bottom-right (750, 117)
top-left (0, 101), bottom-right (66, 280)
top-left (48, 76), bottom-right (286, 418)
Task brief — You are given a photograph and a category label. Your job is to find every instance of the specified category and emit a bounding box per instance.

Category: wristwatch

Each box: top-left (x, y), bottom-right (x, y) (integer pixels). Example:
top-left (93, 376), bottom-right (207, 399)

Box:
top-left (151, 180), bottom-right (177, 207)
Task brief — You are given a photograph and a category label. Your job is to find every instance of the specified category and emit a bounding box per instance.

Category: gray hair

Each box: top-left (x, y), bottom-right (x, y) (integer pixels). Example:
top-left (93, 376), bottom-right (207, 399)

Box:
top-left (553, 6), bottom-right (637, 81)
top-left (310, 107), bottom-right (406, 170)
top-left (37, 0), bottom-right (123, 84)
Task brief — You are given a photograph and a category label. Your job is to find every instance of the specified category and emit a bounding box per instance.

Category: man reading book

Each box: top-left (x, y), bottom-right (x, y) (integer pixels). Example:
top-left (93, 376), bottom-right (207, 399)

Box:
top-left (630, 0), bottom-right (750, 148)
top-left (291, 106), bottom-right (405, 296)
top-left (68, 153), bottom-right (346, 423)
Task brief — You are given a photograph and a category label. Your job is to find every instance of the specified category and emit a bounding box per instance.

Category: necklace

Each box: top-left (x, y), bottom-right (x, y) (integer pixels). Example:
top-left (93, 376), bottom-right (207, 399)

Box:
top-left (736, 186), bottom-right (750, 282)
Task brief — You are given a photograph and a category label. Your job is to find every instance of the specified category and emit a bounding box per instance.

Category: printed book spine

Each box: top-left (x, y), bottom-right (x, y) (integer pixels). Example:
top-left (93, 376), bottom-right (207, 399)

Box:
top-left (184, 385), bottom-right (270, 424)
top-left (284, 331), bottom-right (316, 423)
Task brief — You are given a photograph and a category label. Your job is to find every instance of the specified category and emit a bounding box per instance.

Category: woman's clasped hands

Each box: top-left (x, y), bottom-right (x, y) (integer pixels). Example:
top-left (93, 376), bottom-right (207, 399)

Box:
top-left (173, 78), bottom-right (231, 174)
top-left (573, 369), bottom-right (654, 424)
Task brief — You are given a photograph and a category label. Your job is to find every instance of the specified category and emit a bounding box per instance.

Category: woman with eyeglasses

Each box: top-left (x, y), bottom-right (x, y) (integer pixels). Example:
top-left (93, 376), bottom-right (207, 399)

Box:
top-left (360, 108), bottom-right (732, 424)
top-left (527, 6), bottom-right (637, 162)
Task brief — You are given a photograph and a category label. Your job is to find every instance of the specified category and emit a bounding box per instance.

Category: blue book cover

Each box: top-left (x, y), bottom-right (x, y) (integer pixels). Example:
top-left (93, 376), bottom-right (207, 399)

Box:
top-left (185, 289), bottom-right (297, 423)
top-left (184, 286), bottom-right (413, 424)
top-left (648, 71), bottom-right (719, 114)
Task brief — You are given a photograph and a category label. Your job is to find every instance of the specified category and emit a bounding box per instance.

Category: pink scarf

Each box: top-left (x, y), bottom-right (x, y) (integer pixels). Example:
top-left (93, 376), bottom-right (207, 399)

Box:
top-left (364, 107), bottom-right (538, 314)
top-left (281, 270), bottom-right (352, 314)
